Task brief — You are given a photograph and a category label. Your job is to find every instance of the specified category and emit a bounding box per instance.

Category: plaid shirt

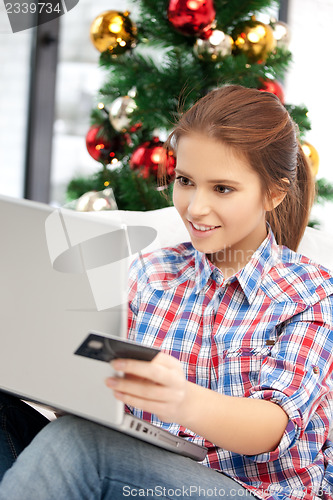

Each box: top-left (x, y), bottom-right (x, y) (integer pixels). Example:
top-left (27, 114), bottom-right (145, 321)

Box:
top-left (127, 228), bottom-right (333, 500)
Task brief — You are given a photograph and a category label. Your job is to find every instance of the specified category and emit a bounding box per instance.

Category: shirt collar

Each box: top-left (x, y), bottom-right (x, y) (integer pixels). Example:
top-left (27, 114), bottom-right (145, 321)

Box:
top-left (194, 249), bottom-right (223, 293)
top-left (236, 227), bottom-right (280, 303)
top-left (194, 226), bottom-right (279, 303)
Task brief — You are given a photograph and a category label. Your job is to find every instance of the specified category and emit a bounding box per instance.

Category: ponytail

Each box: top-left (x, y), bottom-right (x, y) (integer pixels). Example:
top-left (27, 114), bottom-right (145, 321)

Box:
top-left (266, 142), bottom-right (316, 251)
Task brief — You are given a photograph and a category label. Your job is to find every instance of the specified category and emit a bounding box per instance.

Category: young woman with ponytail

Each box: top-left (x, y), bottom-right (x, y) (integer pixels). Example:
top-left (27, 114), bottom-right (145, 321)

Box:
top-left (1, 86), bottom-right (332, 500)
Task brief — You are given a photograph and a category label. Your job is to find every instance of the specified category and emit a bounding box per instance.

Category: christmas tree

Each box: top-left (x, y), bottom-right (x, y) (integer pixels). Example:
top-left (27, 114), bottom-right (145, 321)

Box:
top-left (66, 0), bottom-right (333, 216)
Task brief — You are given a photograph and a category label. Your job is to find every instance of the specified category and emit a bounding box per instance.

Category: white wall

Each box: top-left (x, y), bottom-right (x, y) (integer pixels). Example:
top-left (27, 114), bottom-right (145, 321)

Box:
top-left (285, 0), bottom-right (333, 233)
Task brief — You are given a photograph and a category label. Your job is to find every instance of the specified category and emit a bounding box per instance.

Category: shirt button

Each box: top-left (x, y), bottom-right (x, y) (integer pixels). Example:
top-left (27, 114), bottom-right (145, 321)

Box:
top-left (313, 366), bottom-right (320, 375)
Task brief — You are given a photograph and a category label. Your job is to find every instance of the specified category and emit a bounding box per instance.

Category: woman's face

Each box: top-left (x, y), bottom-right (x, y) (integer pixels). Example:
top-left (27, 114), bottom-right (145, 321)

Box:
top-left (172, 133), bottom-right (269, 272)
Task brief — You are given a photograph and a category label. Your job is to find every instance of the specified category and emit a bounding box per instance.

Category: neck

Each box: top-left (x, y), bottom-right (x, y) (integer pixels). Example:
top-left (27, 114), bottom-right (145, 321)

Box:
top-left (208, 225), bottom-right (268, 279)
top-left (208, 248), bottom-right (255, 280)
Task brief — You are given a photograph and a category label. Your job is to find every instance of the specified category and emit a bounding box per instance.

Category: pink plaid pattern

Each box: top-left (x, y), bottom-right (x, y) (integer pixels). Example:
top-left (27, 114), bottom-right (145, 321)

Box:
top-left (127, 228), bottom-right (333, 500)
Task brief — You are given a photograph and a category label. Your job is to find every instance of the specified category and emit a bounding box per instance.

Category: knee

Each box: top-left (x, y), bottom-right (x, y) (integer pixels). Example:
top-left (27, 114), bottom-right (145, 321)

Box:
top-left (35, 414), bottom-right (89, 448)
top-left (33, 415), bottom-right (121, 455)
top-left (22, 415), bottom-right (103, 473)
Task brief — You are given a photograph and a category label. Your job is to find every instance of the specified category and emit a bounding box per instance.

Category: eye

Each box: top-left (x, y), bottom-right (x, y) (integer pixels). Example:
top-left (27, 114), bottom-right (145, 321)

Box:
top-left (175, 175), bottom-right (192, 186)
top-left (215, 185), bottom-right (233, 194)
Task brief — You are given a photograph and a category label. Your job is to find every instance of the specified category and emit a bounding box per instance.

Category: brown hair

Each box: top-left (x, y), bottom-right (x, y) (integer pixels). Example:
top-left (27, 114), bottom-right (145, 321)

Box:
top-left (163, 85), bottom-right (315, 251)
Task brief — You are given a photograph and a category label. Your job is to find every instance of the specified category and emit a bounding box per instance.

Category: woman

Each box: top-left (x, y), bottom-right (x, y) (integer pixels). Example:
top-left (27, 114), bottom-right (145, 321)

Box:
top-left (1, 85), bottom-right (332, 499)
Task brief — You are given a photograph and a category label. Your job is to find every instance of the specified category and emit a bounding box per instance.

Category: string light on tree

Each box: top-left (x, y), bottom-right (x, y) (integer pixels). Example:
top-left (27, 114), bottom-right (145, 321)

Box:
top-left (194, 29), bottom-right (233, 61)
top-left (302, 141), bottom-right (320, 177)
top-left (232, 18), bottom-right (276, 63)
top-left (167, 0), bottom-right (216, 37)
top-left (130, 137), bottom-right (176, 181)
top-left (90, 10), bottom-right (137, 55)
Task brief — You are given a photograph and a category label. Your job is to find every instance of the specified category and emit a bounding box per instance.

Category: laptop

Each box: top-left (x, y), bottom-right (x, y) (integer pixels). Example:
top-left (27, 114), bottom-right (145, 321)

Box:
top-left (0, 195), bottom-right (207, 462)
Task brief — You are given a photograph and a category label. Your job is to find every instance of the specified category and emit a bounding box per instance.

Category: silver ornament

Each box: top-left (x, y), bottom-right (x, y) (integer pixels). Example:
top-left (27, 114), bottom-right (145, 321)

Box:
top-left (194, 30), bottom-right (233, 61)
top-left (109, 95), bottom-right (137, 132)
top-left (271, 20), bottom-right (290, 50)
top-left (76, 188), bottom-right (118, 212)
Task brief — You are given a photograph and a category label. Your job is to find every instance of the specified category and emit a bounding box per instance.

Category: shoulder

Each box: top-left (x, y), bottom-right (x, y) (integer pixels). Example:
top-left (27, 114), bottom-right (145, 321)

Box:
top-left (129, 242), bottom-right (196, 290)
top-left (263, 244), bottom-right (333, 307)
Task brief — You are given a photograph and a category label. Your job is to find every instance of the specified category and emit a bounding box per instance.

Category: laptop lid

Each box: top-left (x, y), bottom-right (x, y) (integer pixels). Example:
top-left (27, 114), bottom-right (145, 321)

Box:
top-left (0, 195), bottom-right (154, 427)
top-left (0, 195), bottom-right (207, 461)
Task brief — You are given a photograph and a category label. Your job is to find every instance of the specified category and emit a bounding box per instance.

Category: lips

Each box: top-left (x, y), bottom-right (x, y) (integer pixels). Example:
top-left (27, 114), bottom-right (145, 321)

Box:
top-left (188, 220), bottom-right (220, 236)
top-left (192, 222), bottom-right (217, 231)
top-left (189, 220), bottom-right (219, 230)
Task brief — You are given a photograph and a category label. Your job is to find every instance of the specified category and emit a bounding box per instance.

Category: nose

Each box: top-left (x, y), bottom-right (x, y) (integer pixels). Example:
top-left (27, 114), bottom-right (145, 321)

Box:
top-left (187, 188), bottom-right (211, 219)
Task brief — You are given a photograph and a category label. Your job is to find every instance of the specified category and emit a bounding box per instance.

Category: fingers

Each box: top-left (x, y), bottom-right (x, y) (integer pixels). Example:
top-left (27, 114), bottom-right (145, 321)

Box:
top-left (106, 375), bottom-right (174, 403)
top-left (106, 374), bottom-right (187, 424)
top-left (111, 352), bottom-right (182, 386)
top-left (105, 352), bottom-right (188, 422)
top-left (111, 390), bottom-right (173, 423)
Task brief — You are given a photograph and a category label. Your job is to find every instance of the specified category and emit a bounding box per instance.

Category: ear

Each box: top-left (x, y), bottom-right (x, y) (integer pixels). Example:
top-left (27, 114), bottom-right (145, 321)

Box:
top-left (264, 190), bottom-right (287, 211)
top-left (264, 179), bottom-right (289, 212)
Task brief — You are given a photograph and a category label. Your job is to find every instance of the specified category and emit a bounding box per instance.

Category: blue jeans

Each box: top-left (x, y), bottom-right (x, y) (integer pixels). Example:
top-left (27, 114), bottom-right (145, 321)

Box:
top-left (0, 392), bottom-right (49, 481)
top-left (0, 395), bottom-right (256, 499)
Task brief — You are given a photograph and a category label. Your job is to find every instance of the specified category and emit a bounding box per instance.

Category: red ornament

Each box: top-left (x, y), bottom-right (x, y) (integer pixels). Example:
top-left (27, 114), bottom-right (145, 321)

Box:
top-left (258, 78), bottom-right (285, 103)
top-left (86, 125), bottom-right (123, 163)
top-left (130, 137), bottom-right (176, 181)
top-left (168, 0), bottom-right (216, 37)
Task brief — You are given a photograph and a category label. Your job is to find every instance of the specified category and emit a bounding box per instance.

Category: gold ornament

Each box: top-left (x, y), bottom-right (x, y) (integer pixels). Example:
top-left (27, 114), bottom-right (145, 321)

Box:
top-left (194, 30), bottom-right (233, 61)
top-left (76, 189), bottom-right (118, 212)
top-left (232, 18), bottom-right (276, 63)
top-left (271, 19), bottom-right (291, 50)
top-left (109, 96), bottom-right (137, 132)
top-left (302, 141), bottom-right (320, 177)
top-left (90, 10), bottom-right (137, 55)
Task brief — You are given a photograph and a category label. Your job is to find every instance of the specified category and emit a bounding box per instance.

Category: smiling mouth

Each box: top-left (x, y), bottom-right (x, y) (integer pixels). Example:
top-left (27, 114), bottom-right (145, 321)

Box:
top-left (189, 221), bottom-right (220, 232)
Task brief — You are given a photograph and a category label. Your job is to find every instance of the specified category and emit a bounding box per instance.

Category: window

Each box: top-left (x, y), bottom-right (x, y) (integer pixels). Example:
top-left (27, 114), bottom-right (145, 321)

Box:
top-left (49, 0), bottom-right (124, 205)
top-left (0, 8), bottom-right (32, 197)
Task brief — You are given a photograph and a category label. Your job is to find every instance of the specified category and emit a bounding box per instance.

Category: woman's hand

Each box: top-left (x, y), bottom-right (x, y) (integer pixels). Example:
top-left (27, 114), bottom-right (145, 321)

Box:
top-left (105, 352), bottom-right (289, 455)
top-left (105, 352), bottom-right (190, 424)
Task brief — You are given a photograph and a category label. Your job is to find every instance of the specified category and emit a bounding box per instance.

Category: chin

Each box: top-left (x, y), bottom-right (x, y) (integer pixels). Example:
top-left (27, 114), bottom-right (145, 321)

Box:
top-left (190, 240), bottom-right (218, 254)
